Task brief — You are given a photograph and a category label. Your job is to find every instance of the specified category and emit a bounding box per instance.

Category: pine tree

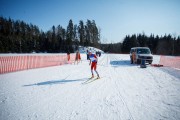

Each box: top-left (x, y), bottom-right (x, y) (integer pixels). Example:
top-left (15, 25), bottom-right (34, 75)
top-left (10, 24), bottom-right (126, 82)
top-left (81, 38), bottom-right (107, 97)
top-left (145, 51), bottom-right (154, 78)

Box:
top-left (66, 19), bottom-right (74, 52)
top-left (78, 20), bottom-right (85, 46)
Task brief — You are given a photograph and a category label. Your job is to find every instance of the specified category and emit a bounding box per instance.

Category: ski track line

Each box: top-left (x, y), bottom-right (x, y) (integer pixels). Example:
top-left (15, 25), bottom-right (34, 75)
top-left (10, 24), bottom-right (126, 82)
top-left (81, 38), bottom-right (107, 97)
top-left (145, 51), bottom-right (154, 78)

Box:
top-left (69, 73), bottom-right (108, 119)
top-left (144, 67), bottom-right (174, 94)
top-left (142, 67), bottom-right (180, 119)
top-left (0, 66), bottom-right (80, 102)
top-left (144, 68), bottom-right (164, 91)
top-left (81, 54), bottom-right (117, 119)
top-left (0, 65), bottom-right (74, 98)
top-left (100, 54), bottom-right (124, 119)
top-left (88, 77), bottom-right (108, 118)
top-left (111, 55), bottom-right (180, 120)
top-left (113, 70), bottom-right (134, 120)
top-left (8, 74), bottom-right (72, 119)
top-left (34, 65), bottom-right (92, 119)
top-left (108, 54), bottom-right (134, 120)
top-left (106, 61), bottom-right (122, 119)
top-left (83, 54), bottom-right (116, 119)
top-left (26, 64), bottom-right (105, 119)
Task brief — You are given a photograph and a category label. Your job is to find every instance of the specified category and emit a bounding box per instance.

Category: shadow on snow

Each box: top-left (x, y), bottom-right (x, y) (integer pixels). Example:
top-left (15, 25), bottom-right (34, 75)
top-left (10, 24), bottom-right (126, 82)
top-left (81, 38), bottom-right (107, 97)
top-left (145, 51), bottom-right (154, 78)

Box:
top-left (110, 60), bottom-right (134, 67)
top-left (160, 67), bottom-right (180, 80)
top-left (23, 78), bottom-right (87, 87)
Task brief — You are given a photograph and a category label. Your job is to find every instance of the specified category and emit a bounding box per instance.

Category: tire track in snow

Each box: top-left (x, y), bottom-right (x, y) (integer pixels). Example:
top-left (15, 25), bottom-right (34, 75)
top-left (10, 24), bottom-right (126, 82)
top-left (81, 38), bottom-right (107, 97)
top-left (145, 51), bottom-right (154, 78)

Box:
top-left (66, 73), bottom-right (109, 119)
top-left (91, 54), bottom-right (121, 119)
top-left (33, 65), bottom-right (92, 120)
top-left (8, 65), bottom-right (86, 119)
top-left (50, 60), bottom-right (110, 120)
top-left (8, 74), bottom-right (72, 119)
top-left (108, 54), bottom-right (134, 120)
top-left (0, 65), bottom-right (76, 98)
top-left (105, 62), bottom-right (121, 119)
top-left (110, 54), bottom-right (180, 120)
top-left (112, 69), bottom-right (134, 120)
top-left (96, 54), bottom-right (134, 119)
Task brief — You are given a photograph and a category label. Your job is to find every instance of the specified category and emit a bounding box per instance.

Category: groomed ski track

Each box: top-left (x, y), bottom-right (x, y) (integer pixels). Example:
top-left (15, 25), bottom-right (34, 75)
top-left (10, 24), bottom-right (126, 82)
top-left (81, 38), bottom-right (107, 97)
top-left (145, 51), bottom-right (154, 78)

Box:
top-left (0, 54), bottom-right (180, 120)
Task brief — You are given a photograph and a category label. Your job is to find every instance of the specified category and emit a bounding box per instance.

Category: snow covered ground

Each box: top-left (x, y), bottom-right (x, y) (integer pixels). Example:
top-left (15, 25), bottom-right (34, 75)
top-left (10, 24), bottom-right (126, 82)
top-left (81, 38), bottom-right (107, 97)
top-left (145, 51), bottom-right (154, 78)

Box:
top-left (0, 54), bottom-right (180, 120)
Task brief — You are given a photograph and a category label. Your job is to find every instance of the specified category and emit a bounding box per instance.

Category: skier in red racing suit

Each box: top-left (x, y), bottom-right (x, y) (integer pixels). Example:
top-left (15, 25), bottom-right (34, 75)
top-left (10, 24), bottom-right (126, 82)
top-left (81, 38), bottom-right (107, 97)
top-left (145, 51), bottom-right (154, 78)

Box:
top-left (89, 51), bottom-right (100, 79)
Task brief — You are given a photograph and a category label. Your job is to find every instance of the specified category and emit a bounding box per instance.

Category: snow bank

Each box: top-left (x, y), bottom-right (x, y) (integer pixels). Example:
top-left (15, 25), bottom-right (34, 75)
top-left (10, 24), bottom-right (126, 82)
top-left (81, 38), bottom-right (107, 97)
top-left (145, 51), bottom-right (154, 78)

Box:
top-left (78, 46), bottom-right (104, 54)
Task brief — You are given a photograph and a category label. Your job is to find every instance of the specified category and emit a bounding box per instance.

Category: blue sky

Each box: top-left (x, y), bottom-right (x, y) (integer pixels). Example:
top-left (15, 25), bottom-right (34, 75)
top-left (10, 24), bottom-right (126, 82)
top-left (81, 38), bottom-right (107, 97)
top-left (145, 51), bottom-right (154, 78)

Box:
top-left (1, 0), bottom-right (180, 43)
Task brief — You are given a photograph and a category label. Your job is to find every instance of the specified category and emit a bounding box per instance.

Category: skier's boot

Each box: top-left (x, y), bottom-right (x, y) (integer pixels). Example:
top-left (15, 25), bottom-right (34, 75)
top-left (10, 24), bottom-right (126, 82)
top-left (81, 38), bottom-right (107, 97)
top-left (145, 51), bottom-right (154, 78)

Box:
top-left (90, 75), bottom-right (94, 79)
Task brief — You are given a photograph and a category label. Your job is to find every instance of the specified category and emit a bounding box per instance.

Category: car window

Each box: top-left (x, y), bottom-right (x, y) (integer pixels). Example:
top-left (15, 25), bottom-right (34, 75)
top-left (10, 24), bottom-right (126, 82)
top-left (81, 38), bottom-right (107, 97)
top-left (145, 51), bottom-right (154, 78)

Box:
top-left (137, 49), bottom-right (150, 54)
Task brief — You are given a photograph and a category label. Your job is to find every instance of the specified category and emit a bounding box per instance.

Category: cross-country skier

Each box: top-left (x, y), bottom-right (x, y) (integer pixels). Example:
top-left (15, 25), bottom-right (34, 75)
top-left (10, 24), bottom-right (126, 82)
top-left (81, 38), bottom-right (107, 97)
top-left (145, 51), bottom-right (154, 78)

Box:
top-left (89, 51), bottom-right (100, 79)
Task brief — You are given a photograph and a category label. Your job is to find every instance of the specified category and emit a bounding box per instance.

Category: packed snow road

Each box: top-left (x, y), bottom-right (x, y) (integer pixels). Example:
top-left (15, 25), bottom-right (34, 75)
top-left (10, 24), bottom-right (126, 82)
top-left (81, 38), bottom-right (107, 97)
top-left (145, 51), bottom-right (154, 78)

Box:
top-left (0, 54), bottom-right (180, 120)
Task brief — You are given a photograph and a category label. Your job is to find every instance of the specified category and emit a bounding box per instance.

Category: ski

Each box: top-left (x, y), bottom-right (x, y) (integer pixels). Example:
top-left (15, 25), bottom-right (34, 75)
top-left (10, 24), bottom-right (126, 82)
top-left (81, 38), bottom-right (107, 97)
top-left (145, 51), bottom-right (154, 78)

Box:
top-left (82, 77), bottom-right (100, 84)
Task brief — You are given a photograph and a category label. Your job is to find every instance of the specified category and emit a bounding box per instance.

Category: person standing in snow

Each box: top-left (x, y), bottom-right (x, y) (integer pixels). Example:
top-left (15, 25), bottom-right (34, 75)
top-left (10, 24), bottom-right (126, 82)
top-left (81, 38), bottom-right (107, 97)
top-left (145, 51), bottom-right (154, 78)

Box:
top-left (67, 50), bottom-right (70, 62)
top-left (132, 51), bottom-right (136, 64)
top-left (78, 51), bottom-right (81, 63)
top-left (88, 51), bottom-right (100, 79)
top-left (74, 50), bottom-right (81, 64)
top-left (86, 49), bottom-right (90, 60)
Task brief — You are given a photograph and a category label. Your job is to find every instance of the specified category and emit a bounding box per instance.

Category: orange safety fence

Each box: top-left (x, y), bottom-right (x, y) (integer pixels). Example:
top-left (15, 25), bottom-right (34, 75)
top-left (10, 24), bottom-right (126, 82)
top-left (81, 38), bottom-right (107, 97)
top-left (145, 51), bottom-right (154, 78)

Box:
top-left (159, 55), bottom-right (180, 69)
top-left (0, 54), bottom-right (76, 74)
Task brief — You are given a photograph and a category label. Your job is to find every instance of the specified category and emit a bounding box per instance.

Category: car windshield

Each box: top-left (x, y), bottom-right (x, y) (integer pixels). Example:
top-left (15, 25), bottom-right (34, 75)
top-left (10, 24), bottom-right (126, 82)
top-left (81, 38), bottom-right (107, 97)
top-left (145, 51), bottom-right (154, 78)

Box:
top-left (137, 48), bottom-right (151, 54)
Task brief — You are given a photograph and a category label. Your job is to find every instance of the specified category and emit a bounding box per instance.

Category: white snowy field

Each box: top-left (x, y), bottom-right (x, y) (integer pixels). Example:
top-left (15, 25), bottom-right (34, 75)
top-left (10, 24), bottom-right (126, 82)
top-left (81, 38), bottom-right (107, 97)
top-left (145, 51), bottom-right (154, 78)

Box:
top-left (0, 54), bottom-right (180, 120)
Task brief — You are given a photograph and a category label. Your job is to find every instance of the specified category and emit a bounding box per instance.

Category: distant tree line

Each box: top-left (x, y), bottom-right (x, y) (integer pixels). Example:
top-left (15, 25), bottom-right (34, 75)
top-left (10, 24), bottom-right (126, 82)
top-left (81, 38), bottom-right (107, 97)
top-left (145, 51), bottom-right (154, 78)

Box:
top-left (0, 16), bottom-right (100, 53)
top-left (101, 33), bottom-right (180, 55)
top-left (1, 16), bottom-right (179, 55)
top-left (100, 42), bottom-right (122, 53)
